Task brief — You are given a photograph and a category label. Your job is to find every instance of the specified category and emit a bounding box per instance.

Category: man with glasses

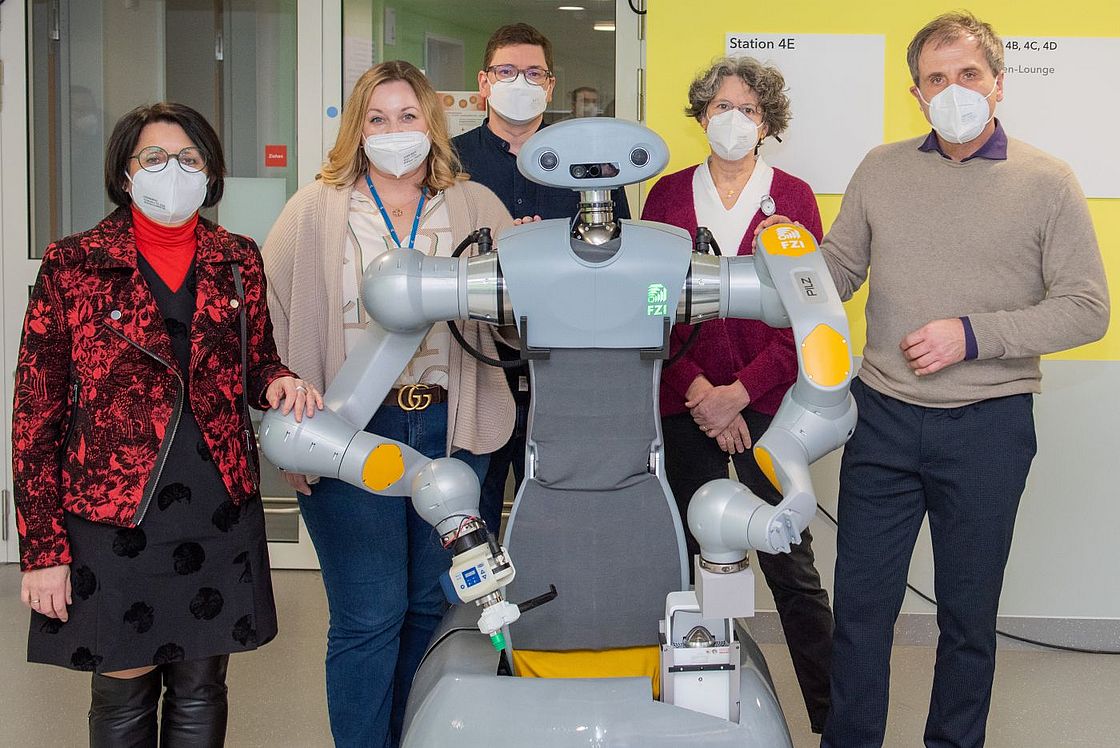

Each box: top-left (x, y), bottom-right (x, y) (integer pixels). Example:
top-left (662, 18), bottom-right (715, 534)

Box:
top-left (453, 23), bottom-right (630, 540)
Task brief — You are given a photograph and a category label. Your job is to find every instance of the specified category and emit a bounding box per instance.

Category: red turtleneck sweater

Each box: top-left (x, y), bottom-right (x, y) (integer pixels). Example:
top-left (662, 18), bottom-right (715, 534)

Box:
top-left (131, 206), bottom-right (198, 292)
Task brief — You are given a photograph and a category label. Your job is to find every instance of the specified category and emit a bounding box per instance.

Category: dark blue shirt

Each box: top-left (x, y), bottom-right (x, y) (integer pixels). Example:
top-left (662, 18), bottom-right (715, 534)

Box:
top-left (918, 118), bottom-right (1008, 162)
top-left (452, 119), bottom-right (631, 221)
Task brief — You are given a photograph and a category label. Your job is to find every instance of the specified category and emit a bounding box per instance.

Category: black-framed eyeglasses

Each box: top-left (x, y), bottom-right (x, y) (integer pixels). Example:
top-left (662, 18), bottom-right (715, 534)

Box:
top-left (130, 146), bottom-right (207, 173)
top-left (484, 64), bottom-right (554, 87)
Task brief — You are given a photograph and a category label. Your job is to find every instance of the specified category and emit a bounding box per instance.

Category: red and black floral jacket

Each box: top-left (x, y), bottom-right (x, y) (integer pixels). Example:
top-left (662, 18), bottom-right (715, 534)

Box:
top-left (12, 207), bottom-right (295, 571)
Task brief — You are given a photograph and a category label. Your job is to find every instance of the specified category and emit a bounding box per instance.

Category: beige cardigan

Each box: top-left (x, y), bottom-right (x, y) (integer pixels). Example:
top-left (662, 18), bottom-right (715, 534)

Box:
top-left (263, 177), bottom-right (516, 455)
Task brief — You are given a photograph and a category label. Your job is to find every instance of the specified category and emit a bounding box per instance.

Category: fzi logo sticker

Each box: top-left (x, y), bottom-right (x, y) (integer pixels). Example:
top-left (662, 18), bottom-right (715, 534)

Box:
top-left (647, 283), bottom-right (668, 316)
top-left (777, 226), bottom-right (806, 250)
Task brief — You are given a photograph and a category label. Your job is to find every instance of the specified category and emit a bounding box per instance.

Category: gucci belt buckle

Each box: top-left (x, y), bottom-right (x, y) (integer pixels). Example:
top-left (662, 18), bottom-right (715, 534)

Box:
top-left (397, 384), bottom-right (434, 411)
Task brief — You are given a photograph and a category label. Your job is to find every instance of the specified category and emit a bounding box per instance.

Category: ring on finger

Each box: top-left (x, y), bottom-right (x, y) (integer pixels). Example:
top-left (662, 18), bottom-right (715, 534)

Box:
top-left (295, 385), bottom-right (307, 392)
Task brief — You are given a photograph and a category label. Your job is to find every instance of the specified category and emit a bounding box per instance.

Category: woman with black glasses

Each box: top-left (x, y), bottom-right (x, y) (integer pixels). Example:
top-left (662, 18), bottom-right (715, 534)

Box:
top-left (13, 102), bottom-right (320, 746)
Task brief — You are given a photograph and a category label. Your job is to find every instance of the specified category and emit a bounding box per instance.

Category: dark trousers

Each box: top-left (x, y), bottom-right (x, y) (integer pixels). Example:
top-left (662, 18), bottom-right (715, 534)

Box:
top-left (663, 409), bottom-right (834, 732)
top-left (823, 378), bottom-right (1036, 748)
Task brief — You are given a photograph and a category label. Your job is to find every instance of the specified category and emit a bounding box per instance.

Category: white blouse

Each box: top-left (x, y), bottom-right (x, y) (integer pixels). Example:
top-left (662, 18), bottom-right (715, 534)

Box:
top-left (692, 156), bottom-right (775, 256)
top-left (341, 189), bottom-right (453, 388)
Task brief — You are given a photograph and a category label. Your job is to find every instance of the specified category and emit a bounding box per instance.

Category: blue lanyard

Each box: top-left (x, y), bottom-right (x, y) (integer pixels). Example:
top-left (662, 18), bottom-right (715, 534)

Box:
top-left (365, 174), bottom-right (426, 249)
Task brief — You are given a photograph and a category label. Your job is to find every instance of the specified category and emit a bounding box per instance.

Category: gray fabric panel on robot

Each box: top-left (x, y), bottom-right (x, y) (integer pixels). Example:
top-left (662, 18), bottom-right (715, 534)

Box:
top-left (503, 349), bottom-right (686, 650)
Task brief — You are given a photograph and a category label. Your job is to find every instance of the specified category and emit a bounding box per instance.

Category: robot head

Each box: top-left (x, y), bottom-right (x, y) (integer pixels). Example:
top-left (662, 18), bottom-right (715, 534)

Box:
top-left (516, 118), bottom-right (669, 190)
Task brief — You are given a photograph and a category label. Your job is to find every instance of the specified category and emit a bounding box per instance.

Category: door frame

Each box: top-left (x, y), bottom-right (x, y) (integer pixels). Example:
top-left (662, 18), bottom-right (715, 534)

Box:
top-left (1, 0), bottom-right (33, 564)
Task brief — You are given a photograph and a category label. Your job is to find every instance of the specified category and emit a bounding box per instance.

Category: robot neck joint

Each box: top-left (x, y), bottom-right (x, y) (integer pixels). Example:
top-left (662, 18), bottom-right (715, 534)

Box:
top-left (574, 189), bottom-right (619, 246)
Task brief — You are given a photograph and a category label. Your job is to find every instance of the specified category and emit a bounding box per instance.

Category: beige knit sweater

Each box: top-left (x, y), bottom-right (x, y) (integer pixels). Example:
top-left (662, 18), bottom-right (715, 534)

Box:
top-left (823, 136), bottom-right (1110, 407)
top-left (262, 177), bottom-right (516, 455)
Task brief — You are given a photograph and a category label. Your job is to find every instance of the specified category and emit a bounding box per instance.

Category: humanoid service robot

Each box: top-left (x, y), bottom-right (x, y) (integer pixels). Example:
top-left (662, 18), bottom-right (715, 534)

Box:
top-left (260, 117), bottom-right (856, 746)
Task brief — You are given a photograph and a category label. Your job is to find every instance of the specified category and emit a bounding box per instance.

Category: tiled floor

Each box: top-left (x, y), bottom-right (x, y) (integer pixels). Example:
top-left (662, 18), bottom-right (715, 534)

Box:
top-left (3, 564), bottom-right (1119, 747)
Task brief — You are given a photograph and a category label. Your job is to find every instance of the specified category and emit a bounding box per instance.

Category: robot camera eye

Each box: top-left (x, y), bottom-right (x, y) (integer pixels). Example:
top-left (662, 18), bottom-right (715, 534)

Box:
top-left (569, 162), bottom-right (620, 180)
top-left (630, 147), bottom-right (649, 167)
top-left (538, 150), bottom-right (559, 171)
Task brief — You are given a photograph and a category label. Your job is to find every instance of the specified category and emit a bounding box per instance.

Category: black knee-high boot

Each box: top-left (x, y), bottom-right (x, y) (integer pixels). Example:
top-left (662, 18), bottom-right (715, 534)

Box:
top-left (89, 668), bottom-right (162, 748)
top-left (159, 655), bottom-right (229, 747)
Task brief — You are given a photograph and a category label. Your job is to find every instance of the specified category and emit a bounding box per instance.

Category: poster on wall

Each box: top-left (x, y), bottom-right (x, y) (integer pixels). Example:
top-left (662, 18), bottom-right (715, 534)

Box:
top-left (440, 91), bottom-right (486, 137)
top-left (725, 33), bottom-right (884, 194)
top-left (998, 37), bottom-right (1120, 198)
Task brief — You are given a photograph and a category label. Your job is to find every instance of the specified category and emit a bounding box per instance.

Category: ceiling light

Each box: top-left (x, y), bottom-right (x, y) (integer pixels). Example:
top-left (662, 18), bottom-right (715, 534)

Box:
top-left (558, 5), bottom-right (585, 10)
top-left (593, 22), bottom-right (616, 32)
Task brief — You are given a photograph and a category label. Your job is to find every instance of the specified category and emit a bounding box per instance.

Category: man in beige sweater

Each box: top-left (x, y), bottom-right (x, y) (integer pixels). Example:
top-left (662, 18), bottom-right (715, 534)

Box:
top-left (760, 13), bottom-right (1110, 748)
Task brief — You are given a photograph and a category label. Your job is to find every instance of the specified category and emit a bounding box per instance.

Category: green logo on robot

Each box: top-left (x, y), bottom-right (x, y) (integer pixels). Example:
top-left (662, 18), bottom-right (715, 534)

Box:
top-left (647, 283), bottom-right (668, 316)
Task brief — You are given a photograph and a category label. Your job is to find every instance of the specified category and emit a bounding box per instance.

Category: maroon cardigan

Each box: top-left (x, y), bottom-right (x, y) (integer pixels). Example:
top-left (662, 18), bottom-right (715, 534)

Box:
top-left (642, 164), bottom-right (824, 418)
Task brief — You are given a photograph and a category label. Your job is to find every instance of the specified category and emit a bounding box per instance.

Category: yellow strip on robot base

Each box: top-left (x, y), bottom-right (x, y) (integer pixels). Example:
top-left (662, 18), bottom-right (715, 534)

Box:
top-left (802, 324), bottom-right (852, 388)
top-left (758, 224), bottom-right (817, 258)
top-left (362, 444), bottom-right (405, 491)
top-left (754, 445), bottom-right (783, 492)
top-left (512, 646), bottom-right (662, 699)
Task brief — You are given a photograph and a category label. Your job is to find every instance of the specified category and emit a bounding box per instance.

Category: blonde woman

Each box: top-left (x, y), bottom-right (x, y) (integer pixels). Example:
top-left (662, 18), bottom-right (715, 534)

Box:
top-left (263, 60), bottom-right (514, 747)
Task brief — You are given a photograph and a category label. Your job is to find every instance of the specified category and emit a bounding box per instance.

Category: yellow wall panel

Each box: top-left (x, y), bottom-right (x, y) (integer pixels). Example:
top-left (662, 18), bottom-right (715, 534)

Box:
top-left (646, 1), bottom-right (1119, 360)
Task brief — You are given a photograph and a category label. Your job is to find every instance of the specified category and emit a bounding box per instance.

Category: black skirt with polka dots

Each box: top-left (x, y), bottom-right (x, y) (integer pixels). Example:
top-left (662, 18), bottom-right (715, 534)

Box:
top-left (26, 260), bottom-right (278, 673)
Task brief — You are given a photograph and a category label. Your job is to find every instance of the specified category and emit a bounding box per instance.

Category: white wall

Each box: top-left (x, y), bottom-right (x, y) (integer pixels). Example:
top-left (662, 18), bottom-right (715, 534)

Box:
top-left (751, 360), bottom-right (1120, 621)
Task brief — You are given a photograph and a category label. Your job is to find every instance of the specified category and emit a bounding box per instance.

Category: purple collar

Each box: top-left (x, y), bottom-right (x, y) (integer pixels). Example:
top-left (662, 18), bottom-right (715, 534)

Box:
top-left (918, 119), bottom-right (1007, 162)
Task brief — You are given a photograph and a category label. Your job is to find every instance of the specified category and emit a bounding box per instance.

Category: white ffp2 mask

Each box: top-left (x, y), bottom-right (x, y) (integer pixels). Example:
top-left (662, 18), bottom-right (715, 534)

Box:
top-left (363, 131), bottom-right (431, 178)
top-left (128, 165), bottom-right (207, 225)
top-left (706, 109), bottom-right (759, 162)
top-left (919, 82), bottom-right (997, 145)
top-left (487, 76), bottom-right (548, 125)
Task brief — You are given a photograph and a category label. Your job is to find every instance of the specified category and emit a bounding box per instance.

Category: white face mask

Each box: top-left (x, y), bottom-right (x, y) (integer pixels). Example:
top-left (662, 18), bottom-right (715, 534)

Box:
top-left (918, 82), bottom-right (997, 145)
top-left (487, 75), bottom-right (548, 125)
top-left (128, 165), bottom-right (207, 225)
top-left (363, 131), bottom-right (431, 178)
top-left (574, 102), bottom-right (599, 118)
top-left (705, 109), bottom-right (759, 162)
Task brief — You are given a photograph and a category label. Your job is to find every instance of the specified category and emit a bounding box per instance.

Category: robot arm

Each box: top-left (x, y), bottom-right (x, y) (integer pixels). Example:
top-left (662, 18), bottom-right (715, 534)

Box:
top-left (259, 248), bottom-right (459, 494)
top-left (259, 245), bottom-right (520, 645)
top-left (682, 224), bottom-right (856, 617)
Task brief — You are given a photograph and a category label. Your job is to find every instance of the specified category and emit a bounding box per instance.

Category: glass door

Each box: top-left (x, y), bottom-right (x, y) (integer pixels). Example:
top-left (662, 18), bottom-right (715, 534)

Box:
top-left (3, 0), bottom-right (343, 568)
top-left (27, 0), bottom-right (304, 249)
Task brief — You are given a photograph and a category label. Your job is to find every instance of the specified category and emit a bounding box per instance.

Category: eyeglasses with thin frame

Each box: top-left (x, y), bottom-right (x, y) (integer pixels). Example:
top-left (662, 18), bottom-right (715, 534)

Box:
top-left (130, 145), bottom-right (207, 173)
top-left (707, 100), bottom-right (764, 122)
top-left (484, 64), bottom-right (554, 87)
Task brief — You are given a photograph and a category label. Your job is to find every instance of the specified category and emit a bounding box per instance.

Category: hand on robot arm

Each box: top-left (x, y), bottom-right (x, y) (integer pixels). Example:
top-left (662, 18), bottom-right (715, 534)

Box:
top-left (260, 246), bottom-right (458, 497)
top-left (258, 243), bottom-right (525, 645)
top-left (752, 214), bottom-right (801, 241)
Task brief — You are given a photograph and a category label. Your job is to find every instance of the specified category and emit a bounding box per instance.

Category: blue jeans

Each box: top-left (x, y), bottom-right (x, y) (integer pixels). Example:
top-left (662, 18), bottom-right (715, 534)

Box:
top-left (822, 378), bottom-right (1035, 748)
top-left (298, 403), bottom-right (489, 748)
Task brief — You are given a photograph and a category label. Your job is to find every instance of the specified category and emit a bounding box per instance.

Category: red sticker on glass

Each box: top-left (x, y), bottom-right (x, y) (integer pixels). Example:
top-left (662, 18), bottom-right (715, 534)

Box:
top-left (264, 144), bottom-right (288, 168)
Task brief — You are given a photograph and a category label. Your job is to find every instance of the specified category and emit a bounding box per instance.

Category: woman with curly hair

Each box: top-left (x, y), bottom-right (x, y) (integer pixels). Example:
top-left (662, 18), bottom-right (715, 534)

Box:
top-left (641, 56), bottom-right (834, 733)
